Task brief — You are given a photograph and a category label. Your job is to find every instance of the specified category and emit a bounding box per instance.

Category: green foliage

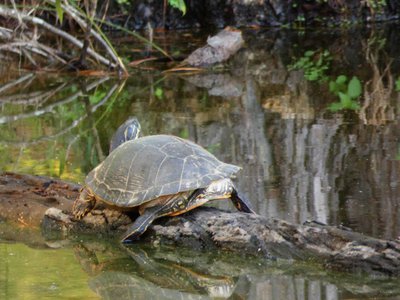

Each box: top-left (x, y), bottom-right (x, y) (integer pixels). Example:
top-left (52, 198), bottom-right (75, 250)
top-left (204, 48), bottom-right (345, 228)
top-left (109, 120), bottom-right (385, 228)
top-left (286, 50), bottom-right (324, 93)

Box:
top-left (329, 75), bottom-right (347, 94)
top-left (168, 0), bottom-right (187, 15)
top-left (179, 128), bottom-right (189, 139)
top-left (154, 87), bottom-right (163, 99)
top-left (396, 77), bottom-right (400, 91)
top-left (89, 91), bottom-right (107, 104)
top-left (365, 0), bottom-right (386, 12)
top-left (328, 76), bottom-right (362, 111)
top-left (288, 50), bottom-right (332, 82)
top-left (206, 143), bottom-right (221, 154)
top-left (55, 0), bottom-right (64, 23)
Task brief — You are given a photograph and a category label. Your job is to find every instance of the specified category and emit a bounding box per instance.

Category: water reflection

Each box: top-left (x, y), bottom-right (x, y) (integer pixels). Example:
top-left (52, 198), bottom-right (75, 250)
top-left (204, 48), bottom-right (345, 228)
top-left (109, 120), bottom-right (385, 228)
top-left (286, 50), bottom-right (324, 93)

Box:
top-left (2, 222), bottom-right (400, 300)
top-left (1, 27), bottom-right (400, 242)
top-left (84, 245), bottom-right (236, 299)
top-left (72, 241), bottom-right (400, 300)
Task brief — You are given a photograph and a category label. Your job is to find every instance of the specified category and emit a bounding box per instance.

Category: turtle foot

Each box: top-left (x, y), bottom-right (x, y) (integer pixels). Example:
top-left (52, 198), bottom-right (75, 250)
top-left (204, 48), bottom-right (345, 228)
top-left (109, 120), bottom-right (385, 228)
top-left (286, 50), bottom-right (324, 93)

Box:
top-left (72, 195), bottom-right (96, 220)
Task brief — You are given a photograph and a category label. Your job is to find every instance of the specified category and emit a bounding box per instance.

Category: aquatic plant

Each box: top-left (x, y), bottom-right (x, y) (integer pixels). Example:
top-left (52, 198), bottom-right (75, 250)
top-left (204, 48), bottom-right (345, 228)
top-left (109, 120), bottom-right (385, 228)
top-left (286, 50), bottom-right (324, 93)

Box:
top-left (288, 50), bottom-right (332, 82)
top-left (328, 76), bottom-right (362, 111)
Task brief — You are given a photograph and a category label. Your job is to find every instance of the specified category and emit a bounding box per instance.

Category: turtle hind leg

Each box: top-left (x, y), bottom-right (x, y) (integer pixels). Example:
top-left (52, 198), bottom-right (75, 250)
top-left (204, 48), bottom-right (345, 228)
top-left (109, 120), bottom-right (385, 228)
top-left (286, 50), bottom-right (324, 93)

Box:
top-left (73, 187), bottom-right (96, 219)
top-left (121, 195), bottom-right (184, 243)
top-left (230, 188), bottom-right (256, 214)
top-left (121, 210), bottom-right (157, 243)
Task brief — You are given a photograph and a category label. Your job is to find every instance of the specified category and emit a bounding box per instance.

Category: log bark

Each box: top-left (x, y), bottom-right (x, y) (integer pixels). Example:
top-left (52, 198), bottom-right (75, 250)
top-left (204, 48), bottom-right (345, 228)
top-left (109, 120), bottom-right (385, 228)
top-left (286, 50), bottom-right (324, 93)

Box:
top-left (1, 172), bottom-right (400, 276)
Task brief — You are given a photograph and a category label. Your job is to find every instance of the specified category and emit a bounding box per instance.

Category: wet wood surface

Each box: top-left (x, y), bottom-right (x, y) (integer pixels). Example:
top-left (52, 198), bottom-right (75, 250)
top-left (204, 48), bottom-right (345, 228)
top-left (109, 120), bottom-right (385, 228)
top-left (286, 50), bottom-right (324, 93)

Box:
top-left (1, 172), bottom-right (400, 276)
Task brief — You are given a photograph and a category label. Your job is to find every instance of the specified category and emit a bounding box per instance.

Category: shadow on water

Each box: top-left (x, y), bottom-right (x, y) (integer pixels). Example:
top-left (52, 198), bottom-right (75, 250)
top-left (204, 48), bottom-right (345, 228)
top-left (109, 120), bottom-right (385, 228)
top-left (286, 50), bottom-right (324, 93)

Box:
top-left (2, 24), bottom-right (400, 299)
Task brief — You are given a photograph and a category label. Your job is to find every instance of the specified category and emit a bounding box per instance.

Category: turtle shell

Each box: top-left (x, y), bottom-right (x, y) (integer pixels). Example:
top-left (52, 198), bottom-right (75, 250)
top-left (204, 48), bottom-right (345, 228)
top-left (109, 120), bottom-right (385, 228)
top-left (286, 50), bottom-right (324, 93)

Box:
top-left (86, 135), bottom-right (240, 207)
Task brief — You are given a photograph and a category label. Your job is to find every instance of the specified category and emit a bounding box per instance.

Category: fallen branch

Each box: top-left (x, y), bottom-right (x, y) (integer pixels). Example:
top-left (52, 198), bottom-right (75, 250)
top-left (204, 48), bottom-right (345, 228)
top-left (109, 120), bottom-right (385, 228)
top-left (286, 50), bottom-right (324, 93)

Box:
top-left (1, 172), bottom-right (399, 277)
top-left (0, 5), bottom-right (118, 69)
top-left (48, 0), bottom-right (127, 74)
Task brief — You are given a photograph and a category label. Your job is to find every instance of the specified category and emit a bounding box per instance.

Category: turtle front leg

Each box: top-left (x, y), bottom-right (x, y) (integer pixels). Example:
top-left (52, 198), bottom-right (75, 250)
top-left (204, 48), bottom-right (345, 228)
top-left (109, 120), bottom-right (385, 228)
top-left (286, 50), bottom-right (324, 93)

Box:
top-left (73, 187), bottom-right (97, 219)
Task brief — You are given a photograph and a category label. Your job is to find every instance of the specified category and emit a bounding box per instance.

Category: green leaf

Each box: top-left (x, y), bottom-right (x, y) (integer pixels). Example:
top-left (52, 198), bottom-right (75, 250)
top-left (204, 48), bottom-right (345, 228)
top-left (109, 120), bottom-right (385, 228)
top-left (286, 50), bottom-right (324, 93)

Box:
top-left (155, 87), bottom-right (163, 99)
top-left (395, 78), bottom-right (400, 91)
top-left (168, 0), bottom-right (186, 15)
top-left (329, 81), bottom-right (337, 93)
top-left (304, 50), bottom-right (315, 57)
top-left (89, 92), bottom-right (106, 104)
top-left (336, 75), bottom-right (347, 84)
top-left (338, 92), bottom-right (351, 104)
top-left (348, 101), bottom-right (360, 110)
top-left (55, 0), bottom-right (64, 23)
top-left (180, 128), bottom-right (189, 139)
top-left (307, 70), bottom-right (319, 81)
top-left (347, 76), bottom-right (362, 99)
top-left (328, 102), bottom-right (343, 112)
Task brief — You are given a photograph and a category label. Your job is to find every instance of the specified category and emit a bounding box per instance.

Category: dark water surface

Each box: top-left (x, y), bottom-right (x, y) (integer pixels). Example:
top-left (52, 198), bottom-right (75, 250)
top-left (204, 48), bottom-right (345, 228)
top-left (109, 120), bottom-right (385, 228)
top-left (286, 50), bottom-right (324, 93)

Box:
top-left (1, 25), bottom-right (400, 299)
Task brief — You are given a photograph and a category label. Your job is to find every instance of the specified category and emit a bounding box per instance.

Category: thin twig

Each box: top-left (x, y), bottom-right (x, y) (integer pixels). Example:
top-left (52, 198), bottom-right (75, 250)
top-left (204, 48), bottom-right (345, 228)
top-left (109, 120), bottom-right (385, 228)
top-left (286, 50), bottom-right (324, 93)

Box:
top-left (0, 73), bottom-right (34, 94)
top-left (0, 5), bottom-right (117, 69)
top-left (49, 0), bottom-right (127, 73)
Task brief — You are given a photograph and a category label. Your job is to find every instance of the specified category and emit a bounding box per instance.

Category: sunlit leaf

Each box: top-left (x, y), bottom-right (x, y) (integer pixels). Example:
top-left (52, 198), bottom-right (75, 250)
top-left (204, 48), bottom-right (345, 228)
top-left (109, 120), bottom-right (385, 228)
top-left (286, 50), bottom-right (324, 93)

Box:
top-left (347, 76), bottom-right (362, 99)
top-left (336, 75), bottom-right (347, 84)
top-left (55, 0), bottom-right (64, 23)
top-left (168, 0), bottom-right (186, 15)
top-left (155, 87), bottom-right (163, 99)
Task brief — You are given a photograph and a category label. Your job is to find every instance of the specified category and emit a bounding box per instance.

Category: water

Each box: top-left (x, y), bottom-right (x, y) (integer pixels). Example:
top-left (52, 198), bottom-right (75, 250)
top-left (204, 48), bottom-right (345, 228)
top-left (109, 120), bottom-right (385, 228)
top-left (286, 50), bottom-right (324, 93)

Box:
top-left (1, 25), bottom-right (400, 299)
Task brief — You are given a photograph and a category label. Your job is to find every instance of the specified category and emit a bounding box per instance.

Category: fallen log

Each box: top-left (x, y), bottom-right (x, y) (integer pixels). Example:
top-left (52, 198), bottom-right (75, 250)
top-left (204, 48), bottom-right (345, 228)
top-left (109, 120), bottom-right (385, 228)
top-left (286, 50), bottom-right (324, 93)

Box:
top-left (1, 172), bottom-right (400, 276)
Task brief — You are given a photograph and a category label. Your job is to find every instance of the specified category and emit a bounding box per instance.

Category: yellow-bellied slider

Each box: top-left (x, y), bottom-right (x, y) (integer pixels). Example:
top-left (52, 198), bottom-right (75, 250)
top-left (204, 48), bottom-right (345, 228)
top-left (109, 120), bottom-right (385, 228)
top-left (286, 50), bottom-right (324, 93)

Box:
top-left (73, 122), bottom-right (254, 242)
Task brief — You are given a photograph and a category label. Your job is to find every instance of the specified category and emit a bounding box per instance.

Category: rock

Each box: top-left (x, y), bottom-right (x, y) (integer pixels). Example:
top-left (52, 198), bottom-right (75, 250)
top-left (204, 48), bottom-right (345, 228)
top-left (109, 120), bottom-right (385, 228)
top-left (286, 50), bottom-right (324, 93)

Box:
top-left (185, 27), bottom-right (244, 67)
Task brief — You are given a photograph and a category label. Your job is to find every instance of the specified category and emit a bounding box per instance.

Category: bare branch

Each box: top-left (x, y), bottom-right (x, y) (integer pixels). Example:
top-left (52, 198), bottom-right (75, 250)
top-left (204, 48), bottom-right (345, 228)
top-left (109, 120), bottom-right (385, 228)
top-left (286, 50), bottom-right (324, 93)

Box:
top-left (0, 5), bottom-right (117, 69)
top-left (51, 0), bottom-right (127, 73)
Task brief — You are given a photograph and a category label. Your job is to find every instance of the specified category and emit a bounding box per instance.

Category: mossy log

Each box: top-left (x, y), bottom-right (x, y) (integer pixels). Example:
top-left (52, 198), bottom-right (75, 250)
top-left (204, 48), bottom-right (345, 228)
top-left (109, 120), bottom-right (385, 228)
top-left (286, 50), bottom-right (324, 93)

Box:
top-left (1, 172), bottom-right (399, 276)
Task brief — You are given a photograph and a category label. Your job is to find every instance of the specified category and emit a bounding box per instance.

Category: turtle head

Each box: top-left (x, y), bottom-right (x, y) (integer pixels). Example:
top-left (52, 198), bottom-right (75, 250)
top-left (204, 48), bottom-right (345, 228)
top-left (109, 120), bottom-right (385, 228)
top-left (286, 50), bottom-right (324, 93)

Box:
top-left (123, 118), bottom-right (141, 142)
top-left (109, 117), bottom-right (141, 152)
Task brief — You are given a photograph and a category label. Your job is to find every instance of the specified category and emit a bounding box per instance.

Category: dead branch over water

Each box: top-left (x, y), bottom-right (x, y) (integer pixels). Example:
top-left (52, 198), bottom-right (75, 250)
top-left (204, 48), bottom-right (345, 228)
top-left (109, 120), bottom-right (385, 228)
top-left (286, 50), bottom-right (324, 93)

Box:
top-left (0, 2), bottom-right (126, 73)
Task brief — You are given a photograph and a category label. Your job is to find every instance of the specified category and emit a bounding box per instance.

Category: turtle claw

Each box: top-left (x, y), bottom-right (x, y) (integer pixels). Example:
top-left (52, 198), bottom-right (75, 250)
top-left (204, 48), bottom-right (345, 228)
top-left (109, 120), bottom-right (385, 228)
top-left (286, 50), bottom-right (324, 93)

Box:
top-left (72, 204), bottom-right (87, 219)
top-left (72, 188), bottom-right (96, 219)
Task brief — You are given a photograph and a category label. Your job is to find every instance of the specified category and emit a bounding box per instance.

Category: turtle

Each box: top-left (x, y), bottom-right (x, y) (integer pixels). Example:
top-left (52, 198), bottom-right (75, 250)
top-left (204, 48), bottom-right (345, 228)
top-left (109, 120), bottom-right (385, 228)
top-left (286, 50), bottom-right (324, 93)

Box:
top-left (73, 120), bottom-right (255, 242)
